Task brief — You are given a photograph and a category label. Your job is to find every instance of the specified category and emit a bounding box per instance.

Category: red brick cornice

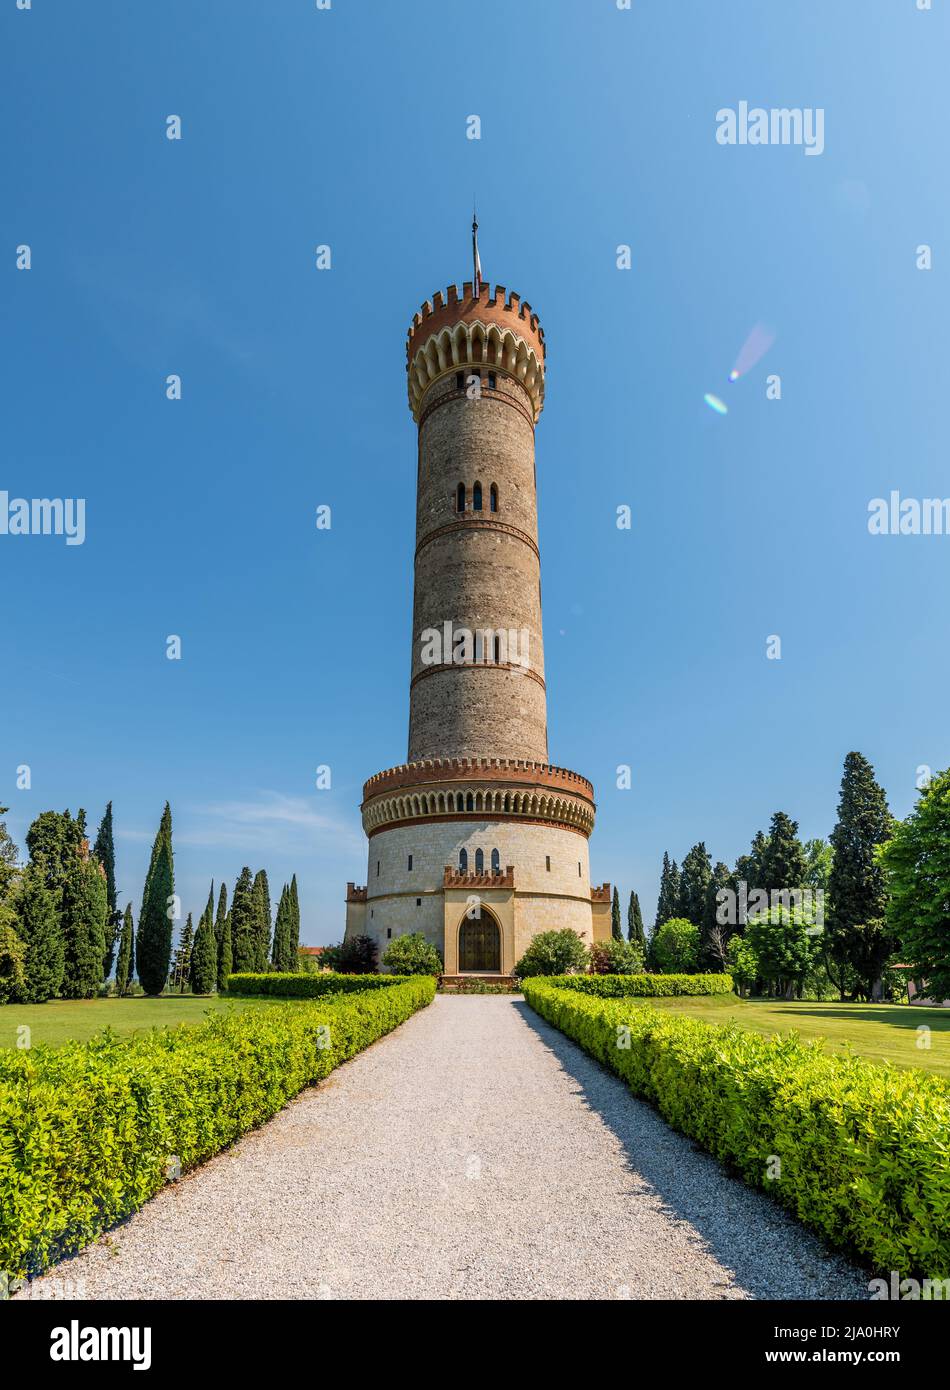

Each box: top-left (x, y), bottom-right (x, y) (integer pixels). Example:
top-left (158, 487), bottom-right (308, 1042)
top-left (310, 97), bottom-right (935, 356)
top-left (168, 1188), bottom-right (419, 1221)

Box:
top-left (367, 813), bottom-right (591, 840)
top-left (363, 758), bottom-right (594, 802)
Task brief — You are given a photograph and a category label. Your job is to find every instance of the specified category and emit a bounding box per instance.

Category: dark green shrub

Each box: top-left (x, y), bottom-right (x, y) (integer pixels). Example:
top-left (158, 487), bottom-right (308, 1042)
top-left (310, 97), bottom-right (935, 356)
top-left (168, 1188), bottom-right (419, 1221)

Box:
top-left (336, 935), bottom-right (378, 974)
top-left (0, 976), bottom-right (434, 1279)
top-left (381, 932), bottom-right (443, 976)
top-left (589, 938), bottom-right (646, 975)
top-left (226, 971), bottom-right (400, 997)
top-left (514, 929), bottom-right (589, 978)
top-left (523, 979), bottom-right (950, 1278)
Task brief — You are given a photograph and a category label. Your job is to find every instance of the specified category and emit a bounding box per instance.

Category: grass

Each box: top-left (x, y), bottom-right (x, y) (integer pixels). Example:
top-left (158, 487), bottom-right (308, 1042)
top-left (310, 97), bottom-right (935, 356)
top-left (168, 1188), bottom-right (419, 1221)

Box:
top-left (0, 994), bottom-right (294, 1049)
top-left (648, 994), bottom-right (950, 1078)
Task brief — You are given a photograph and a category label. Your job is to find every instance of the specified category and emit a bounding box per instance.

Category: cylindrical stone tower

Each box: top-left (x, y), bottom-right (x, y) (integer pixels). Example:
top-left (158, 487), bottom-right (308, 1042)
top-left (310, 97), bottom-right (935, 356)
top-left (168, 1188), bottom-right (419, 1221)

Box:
top-left (344, 253), bottom-right (610, 977)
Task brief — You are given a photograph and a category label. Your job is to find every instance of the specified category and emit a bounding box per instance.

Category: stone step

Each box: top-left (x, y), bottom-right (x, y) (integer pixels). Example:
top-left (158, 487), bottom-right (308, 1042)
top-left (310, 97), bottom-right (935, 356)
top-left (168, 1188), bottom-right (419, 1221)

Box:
top-left (439, 974), bottom-right (518, 991)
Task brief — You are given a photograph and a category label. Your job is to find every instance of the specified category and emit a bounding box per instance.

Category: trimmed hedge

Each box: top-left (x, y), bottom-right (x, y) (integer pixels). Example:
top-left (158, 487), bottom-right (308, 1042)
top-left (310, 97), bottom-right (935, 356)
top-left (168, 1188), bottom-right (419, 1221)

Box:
top-left (523, 979), bottom-right (950, 1278)
top-left (226, 971), bottom-right (398, 997)
top-left (0, 976), bottom-right (434, 1279)
top-left (542, 972), bottom-right (734, 997)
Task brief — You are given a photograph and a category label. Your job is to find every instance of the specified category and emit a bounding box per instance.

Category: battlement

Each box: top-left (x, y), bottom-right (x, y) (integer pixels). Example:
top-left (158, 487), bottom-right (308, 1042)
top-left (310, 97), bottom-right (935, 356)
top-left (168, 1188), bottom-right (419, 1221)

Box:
top-left (363, 757), bottom-right (594, 802)
top-left (590, 883), bottom-right (612, 903)
top-left (443, 865), bottom-right (515, 890)
top-left (405, 281), bottom-right (546, 423)
top-left (345, 882), bottom-right (367, 903)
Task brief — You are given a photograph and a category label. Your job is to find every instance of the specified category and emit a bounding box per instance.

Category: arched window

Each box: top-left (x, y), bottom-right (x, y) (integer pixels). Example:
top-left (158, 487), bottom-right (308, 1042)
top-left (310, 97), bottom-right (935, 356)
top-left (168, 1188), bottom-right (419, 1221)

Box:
top-left (459, 848), bottom-right (468, 872)
top-left (475, 848), bottom-right (484, 873)
top-left (493, 634), bottom-right (501, 664)
top-left (466, 792), bottom-right (474, 812)
top-left (456, 482), bottom-right (466, 513)
top-left (490, 483), bottom-right (498, 512)
top-left (491, 848), bottom-right (500, 874)
top-left (473, 482), bottom-right (483, 511)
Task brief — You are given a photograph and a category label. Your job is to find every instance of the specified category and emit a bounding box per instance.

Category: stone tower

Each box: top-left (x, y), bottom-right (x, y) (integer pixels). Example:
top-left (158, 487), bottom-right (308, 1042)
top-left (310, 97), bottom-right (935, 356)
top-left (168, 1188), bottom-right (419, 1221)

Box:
top-left (344, 233), bottom-right (610, 976)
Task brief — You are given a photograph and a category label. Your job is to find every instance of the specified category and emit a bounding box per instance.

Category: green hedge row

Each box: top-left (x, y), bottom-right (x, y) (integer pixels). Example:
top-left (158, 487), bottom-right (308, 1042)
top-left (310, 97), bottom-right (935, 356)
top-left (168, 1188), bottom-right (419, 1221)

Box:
top-left (226, 971), bottom-right (398, 997)
top-left (523, 979), bottom-right (950, 1278)
top-left (546, 972), bottom-right (734, 997)
top-left (0, 976), bottom-right (435, 1279)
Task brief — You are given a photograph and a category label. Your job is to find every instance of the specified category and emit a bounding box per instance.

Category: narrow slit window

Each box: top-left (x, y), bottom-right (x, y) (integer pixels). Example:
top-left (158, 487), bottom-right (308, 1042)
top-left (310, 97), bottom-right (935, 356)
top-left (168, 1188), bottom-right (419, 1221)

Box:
top-left (456, 482), bottom-right (466, 512)
top-left (473, 481), bottom-right (483, 511)
top-left (491, 848), bottom-right (500, 873)
top-left (475, 848), bottom-right (484, 873)
top-left (490, 483), bottom-right (498, 512)
top-left (459, 848), bottom-right (468, 872)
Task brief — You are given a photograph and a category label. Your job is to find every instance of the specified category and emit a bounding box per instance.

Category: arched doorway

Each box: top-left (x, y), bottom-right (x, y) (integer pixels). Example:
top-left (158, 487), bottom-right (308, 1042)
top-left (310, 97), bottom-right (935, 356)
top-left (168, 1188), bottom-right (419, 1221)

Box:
top-left (458, 908), bottom-right (501, 973)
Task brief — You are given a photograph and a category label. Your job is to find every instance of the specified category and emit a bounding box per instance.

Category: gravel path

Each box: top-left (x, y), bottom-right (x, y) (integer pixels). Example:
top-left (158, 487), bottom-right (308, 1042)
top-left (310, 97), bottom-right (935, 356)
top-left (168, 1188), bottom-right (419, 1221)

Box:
top-left (20, 996), bottom-right (869, 1301)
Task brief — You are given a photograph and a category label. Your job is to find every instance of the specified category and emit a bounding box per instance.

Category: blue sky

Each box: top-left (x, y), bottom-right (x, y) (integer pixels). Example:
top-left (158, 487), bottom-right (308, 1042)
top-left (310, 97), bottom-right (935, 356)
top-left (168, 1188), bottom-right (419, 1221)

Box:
top-left (3, 0), bottom-right (948, 944)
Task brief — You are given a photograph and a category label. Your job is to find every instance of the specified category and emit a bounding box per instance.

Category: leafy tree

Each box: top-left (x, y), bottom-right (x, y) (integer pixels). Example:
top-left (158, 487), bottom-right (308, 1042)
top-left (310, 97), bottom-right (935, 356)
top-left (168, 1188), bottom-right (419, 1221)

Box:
top-left (803, 838), bottom-right (833, 893)
top-left (190, 885), bottom-right (217, 994)
top-left (611, 886), bottom-right (622, 941)
top-left (655, 852), bottom-right (680, 927)
top-left (727, 934), bottom-right (758, 997)
top-left (514, 928), bottom-right (589, 978)
top-left (230, 867), bottom-right (256, 973)
top-left (171, 913), bottom-right (194, 991)
top-left (759, 812), bottom-right (808, 902)
top-left (827, 752), bottom-right (894, 1000)
top-left (381, 932), bottom-right (443, 975)
top-left (746, 905), bottom-right (816, 998)
top-left (878, 767), bottom-right (950, 1002)
top-left (649, 917), bottom-right (700, 974)
top-left (137, 803), bottom-right (175, 996)
top-left (92, 802), bottom-right (121, 978)
top-left (252, 869), bottom-right (272, 971)
top-left (25, 809), bottom-right (84, 891)
top-left (335, 934), bottom-right (378, 974)
top-left (627, 890), bottom-right (645, 952)
top-left (678, 842), bottom-right (712, 926)
top-left (218, 911), bottom-right (233, 989)
top-left (0, 806), bottom-right (20, 903)
top-left (589, 936), bottom-right (645, 974)
top-left (60, 852), bottom-right (108, 999)
top-left (0, 911), bottom-right (26, 1004)
top-left (115, 903), bottom-right (134, 995)
top-left (14, 865), bottom-right (64, 1002)
top-left (701, 860), bottom-right (732, 966)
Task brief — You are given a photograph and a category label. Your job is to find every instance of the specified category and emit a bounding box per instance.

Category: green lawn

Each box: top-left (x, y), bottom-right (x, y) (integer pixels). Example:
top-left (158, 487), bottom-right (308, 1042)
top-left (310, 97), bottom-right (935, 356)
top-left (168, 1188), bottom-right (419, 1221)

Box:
top-left (648, 994), bottom-right (950, 1078)
top-left (0, 995), bottom-right (293, 1050)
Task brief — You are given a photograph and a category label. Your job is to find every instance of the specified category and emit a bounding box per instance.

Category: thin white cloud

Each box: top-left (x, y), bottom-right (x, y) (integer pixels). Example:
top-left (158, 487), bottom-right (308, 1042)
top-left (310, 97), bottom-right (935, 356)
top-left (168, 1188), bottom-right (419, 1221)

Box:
top-left (176, 792), bottom-right (364, 857)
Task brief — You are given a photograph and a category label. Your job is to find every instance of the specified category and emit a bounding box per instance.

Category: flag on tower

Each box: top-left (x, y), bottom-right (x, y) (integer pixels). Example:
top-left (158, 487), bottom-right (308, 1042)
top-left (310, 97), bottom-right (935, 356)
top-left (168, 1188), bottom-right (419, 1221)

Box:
top-left (472, 212), bottom-right (482, 298)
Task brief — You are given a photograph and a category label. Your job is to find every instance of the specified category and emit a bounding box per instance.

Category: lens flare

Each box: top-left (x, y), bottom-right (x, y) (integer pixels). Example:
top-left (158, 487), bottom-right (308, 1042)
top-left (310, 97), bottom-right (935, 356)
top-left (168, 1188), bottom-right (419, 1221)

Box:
top-left (704, 392), bottom-right (728, 415)
top-left (730, 322), bottom-right (775, 381)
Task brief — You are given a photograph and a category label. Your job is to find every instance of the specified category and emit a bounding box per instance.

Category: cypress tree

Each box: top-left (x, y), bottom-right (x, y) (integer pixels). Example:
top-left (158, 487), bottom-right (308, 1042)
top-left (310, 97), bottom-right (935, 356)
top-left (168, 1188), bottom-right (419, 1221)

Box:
top-left (655, 852), bottom-right (681, 927)
top-left (627, 890), bottom-right (645, 951)
top-left (732, 829), bottom-right (769, 896)
top-left (115, 903), bottom-right (134, 995)
top-left (759, 812), bottom-right (808, 902)
top-left (252, 869), bottom-right (272, 971)
top-left (230, 867), bottom-right (256, 973)
top-left (217, 910), bottom-right (233, 990)
top-left (137, 802), bottom-right (175, 996)
top-left (26, 809), bottom-right (82, 892)
top-left (611, 886), bottom-right (622, 941)
top-left (14, 864), bottom-right (64, 1002)
top-left (271, 884), bottom-right (290, 971)
top-left (93, 801), bottom-right (122, 979)
top-left (289, 874), bottom-right (301, 961)
top-left (214, 881), bottom-right (228, 947)
top-left (678, 842), bottom-right (712, 926)
top-left (171, 912), bottom-right (194, 991)
top-left (60, 851), bottom-right (107, 999)
top-left (190, 884), bottom-right (217, 994)
top-left (827, 752), bottom-right (894, 1000)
